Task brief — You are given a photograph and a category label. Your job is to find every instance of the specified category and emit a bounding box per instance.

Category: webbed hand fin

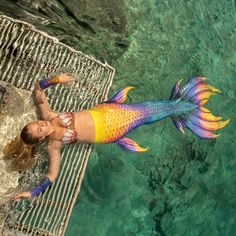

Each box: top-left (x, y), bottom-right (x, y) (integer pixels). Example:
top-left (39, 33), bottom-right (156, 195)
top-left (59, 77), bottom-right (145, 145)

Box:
top-left (106, 86), bottom-right (135, 104)
top-left (116, 137), bottom-right (148, 152)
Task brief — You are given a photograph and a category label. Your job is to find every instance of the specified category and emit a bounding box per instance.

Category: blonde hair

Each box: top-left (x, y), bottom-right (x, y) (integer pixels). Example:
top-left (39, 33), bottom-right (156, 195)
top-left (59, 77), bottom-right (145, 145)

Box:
top-left (3, 135), bottom-right (36, 172)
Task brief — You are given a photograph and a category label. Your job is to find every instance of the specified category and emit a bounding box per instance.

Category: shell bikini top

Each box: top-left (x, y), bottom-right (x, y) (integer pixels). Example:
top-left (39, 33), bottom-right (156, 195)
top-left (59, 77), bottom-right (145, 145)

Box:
top-left (55, 112), bottom-right (78, 144)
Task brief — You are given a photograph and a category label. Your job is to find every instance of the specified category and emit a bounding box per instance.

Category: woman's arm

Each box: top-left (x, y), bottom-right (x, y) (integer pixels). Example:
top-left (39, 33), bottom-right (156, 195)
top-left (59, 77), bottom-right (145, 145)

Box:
top-left (46, 143), bottom-right (62, 182)
top-left (34, 73), bottom-right (75, 120)
top-left (28, 144), bottom-right (62, 198)
top-left (33, 81), bottom-right (52, 120)
top-left (11, 141), bottom-right (62, 200)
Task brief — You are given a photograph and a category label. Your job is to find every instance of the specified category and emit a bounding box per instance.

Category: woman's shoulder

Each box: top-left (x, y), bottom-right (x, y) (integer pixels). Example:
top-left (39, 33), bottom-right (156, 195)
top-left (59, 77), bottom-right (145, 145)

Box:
top-left (44, 111), bottom-right (58, 121)
top-left (47, 138), bottom-right (62, 150)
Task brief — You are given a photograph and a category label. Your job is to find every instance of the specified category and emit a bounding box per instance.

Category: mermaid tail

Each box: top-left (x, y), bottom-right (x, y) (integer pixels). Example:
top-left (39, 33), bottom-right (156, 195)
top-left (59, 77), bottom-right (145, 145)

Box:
top-left (170, 76), bottom-right (230, 138)
top-left (89, 77), bottom-right (229, 152)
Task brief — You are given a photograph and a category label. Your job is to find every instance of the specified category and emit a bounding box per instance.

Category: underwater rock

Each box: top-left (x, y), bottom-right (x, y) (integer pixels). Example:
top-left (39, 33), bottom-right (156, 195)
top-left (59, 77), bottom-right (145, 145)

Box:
top-left (0, 85), bottom-right (38, 200)
top-left (0, 85), bottom-right (23, 116)
top-left (0, 0), bottom-right (130, 63)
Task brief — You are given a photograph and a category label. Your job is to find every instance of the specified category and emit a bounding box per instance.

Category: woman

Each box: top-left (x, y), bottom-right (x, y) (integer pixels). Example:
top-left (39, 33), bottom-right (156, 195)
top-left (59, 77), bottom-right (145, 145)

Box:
top-left (11, 74), bottom-right (229, 200)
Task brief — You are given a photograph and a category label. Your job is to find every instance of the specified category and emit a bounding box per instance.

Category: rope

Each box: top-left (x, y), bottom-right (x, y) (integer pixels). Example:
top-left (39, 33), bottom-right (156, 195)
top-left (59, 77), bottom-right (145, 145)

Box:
top-left (0, 15), bottom-right (115, 236)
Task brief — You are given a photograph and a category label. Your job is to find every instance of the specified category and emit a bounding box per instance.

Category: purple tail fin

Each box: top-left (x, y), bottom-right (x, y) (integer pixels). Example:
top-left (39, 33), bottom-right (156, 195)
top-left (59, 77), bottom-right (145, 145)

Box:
top-left (171, 77), bottom-right (230, 139)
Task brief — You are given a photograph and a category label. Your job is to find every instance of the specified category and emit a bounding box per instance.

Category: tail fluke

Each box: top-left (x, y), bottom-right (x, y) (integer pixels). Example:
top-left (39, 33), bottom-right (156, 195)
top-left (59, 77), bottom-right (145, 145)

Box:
top-left (171, 77), bottom-right (230, 139)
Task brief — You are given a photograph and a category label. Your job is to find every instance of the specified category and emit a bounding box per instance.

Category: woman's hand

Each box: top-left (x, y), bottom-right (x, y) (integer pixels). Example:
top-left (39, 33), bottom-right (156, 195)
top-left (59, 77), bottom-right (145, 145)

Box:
top-left (57, 73), bottom-right (75, 85)
top-left (11, 191), bottom-right (32, 201)
top-left (34, 80), bottom-right (42, 91)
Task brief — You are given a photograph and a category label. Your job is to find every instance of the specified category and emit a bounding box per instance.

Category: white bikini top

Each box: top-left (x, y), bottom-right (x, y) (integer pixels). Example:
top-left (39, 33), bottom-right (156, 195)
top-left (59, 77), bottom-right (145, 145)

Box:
top-left (57, 112), bottom-right (78, 144)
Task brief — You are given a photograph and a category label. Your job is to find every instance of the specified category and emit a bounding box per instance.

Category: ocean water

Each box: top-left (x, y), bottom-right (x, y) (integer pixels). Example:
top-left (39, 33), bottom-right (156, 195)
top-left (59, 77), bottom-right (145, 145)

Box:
top-left (66, 1), bottom-right (236, 235)
top-left (0, 0), bottom-right (235, 235)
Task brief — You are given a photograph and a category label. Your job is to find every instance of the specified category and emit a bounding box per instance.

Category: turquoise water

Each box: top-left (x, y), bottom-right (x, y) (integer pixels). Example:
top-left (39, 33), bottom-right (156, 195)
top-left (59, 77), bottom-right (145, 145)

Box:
top-left (0, 0), bottom-right (235, 235)
top-left (66, 1), bottom-right (236, 235)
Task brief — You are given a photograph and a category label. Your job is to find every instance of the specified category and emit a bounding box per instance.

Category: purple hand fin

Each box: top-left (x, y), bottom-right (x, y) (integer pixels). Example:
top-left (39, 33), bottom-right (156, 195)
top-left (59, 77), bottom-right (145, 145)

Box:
top-left (116, 137), bottom-right (148, 152)
top-left (107, 86), bottom-right (135, 104)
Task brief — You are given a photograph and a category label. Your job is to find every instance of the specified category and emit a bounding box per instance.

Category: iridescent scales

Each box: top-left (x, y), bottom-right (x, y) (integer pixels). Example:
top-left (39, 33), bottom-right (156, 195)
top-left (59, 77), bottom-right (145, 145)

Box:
top-left (89, 103), bottom-right (142, 143)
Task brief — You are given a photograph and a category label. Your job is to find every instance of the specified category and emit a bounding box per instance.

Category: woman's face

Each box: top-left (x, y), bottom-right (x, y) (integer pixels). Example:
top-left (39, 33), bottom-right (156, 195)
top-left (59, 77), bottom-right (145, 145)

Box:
top-left (27, 120), bottom-right (51, 140)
